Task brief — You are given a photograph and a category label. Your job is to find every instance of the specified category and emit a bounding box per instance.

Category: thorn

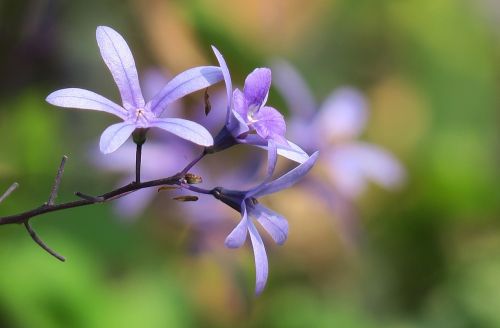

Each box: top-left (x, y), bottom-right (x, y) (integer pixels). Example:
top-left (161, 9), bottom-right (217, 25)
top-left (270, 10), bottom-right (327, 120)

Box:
top-left (24, 221), bottom-right (65, 262)
top-left (74, 192), bottom-right (104, 202)
top-left (0, 182), bottom-right (19, 204)
top-left (47, 155), bottom-right (68, 205)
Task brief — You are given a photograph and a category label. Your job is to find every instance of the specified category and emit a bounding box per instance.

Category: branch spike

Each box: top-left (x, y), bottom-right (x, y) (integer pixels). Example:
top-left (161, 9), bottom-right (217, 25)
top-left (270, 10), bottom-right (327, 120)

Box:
top-left (0, 182), bottom-right (19, 204)
top-left (47, 155), bottom-right (68, 205)
top-left (24, 221), bottom-right (65, 262)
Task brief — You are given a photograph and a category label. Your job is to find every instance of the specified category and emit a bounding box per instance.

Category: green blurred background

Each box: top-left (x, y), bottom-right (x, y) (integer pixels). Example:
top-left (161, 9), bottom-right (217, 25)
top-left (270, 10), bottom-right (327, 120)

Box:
top-left (0, 0), bottom-right (499, 327)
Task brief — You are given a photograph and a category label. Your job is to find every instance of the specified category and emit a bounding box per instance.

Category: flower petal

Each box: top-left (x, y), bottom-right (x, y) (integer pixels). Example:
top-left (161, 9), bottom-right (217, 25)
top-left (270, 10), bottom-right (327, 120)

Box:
top-left (252, 106), bottom-right (287, 144)
top-left (252, 204), bottom-right (288, 245)
top-left (225, 203), bottom-right (249, 248)
top-left (99, 122), bottom-right (136, 154)
top-left (264, 140), bottom-right (277, 182)
top-left (349, 143), bottom-right (405, 190)
top-left (244, 68), bottom-right (271, 109)
top-left (96, 26), bottom-right (145, 111)
top-left (149, 118), bottom-right (214, 146)
top-left (211, 46), bottom-right (233, 123)
top-left (271, 59), bottom-right (316, 120)
top-left (148, 66), bottom-right (223, 116)
top-left (252, 151), bottom-right (319, 197)
top-left (316, 87), bottom-right (367, 141)
top-left (247, 220), bottom-right (269, 295)
top-left (241, 135), bottom-right (310, 163)
top-left (232, 89), bottom-right (249, 121)
top-left (46, 88), bottom-right (127, 119)
top-left (325, 147), bottom-right (366, 198)
top-left (276, 140), bottom-right (310, 164)
top-left (227, 110), bottom-right (250, 138)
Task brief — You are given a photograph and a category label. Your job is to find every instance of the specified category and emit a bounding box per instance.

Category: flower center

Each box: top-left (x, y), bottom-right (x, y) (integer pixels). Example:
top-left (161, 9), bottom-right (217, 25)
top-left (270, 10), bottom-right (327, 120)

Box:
top-left (246, 105), bottom-right (260, 124)
top-left (129, 108), bottom-right (154, 127)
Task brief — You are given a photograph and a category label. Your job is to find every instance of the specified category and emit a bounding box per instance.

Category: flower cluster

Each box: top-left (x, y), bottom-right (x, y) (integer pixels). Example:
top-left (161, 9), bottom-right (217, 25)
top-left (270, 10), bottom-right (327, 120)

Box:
top-left (46, 26), bottom-right (318, 294)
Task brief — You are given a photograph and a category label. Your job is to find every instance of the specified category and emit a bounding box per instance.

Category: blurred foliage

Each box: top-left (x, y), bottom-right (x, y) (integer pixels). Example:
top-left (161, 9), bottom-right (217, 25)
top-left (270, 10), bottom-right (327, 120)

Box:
top-left (0, 0), bottom-right (499, 327)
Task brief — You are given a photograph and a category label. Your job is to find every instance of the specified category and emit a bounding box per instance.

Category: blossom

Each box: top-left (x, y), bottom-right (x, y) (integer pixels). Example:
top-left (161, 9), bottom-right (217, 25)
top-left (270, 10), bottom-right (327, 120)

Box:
top-left (213, 141), bottom-right (319, 294)
top-left (46, 26), bottom-right (223, 153)
top-left (272, 60), bottom-right (405, 199)
top-left (208, 47), bottom-right (309, 163)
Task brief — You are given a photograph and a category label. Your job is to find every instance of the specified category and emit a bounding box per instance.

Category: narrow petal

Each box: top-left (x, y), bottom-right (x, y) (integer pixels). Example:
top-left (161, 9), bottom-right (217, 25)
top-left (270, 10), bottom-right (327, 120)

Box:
top-left (264, 140), bottom-right (277, 182)
top-left (225, 204), bottom-right (249, 248)
top-left (241, 135), bottom-right (310, 163)
top-left (227, 110), bottom-right (250, 138)
top-left (233, 89), bottom-right (249, 121)
top-left (252, 106), bottom-right (287, 144)
top-left (316, 87), bottom-right (367, 141)
top-left (326, 147), bottom-right (366, 198)
top-left (271, 59), bottom-right (316, 119)
top-left (350, 143), bottom-right (406, 190)
top-left (211, 46), bottom-right (233, 123)
top-left (99, 122), bottom-right (136, 154)
top-left (252, 204), bottom-right (288, 245)
top-left (46, 88), bottom-right (127, 119)
top-left (252, 151), bottom-right (319, 197)
top-left (96, 26), bottom-right (145, 111)
top-left (276, 140), bottom-right (310, 164)
top-left (149, 118), bottom-right (214, 146)
top-left (247, 220), bottom-right (269, 295)
top-left (148, 66), bottom-right (223, 116)
top-left (244, 68), bottom-right (271, 108)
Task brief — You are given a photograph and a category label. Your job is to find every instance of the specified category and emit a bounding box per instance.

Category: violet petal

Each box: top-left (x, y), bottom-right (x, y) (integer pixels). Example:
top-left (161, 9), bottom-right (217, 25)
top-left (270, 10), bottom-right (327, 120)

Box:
top-left (99, 122), bottom-right (136, 154)
top-left (252, 151), bottom-right (319, 197)
top-left (252, 106), bottom-right (287, 144)
top-left (148, 66), bottom-right (223, 116)
top-left (252, 204), bottom-right (288, 245)
top-left (96, 26), bottom-right (145, 111)
top-left (243, 68), bottom-right (271, 109)
top-left (224, 203), bottom-right (249, 248)
top-left (46, 88), bottom-right (127, 120)
top-left (211, 46), bottom-right (233, 123)
top-left (149, 118), bottom-right (214, 146)
top-left (247, 220), bottom-right (269, 295)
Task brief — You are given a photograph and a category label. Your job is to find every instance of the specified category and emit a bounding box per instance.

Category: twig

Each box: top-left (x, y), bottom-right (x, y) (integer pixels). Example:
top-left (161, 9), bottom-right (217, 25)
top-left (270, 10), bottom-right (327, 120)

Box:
top-left (0, 182), bottom-right (19, 204)
top-left (74, 192), bottom-right (104, 202)
top-left (180, 150), bottom-right (207, 176)
top-left (47, 155), bottom-right (68, 205)
top-left (24, 221), bottom-right (65, 262)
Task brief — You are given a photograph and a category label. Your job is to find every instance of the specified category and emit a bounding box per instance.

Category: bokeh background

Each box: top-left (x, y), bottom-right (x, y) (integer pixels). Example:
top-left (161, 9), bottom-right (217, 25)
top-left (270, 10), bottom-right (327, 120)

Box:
top-left (1, 0), bottom-right (499, 327)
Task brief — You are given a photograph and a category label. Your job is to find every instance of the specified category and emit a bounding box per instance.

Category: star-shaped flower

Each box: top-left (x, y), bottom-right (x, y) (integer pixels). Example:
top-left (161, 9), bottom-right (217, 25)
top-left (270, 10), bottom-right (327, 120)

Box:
top-left (273, 60), bottom-right (405, 198)
top-left (213, 141), bottom-right (319, 294)
top-left (47, 26), bottom-right (223, 153)
top-left (208, 47), bottom-right (309, 163)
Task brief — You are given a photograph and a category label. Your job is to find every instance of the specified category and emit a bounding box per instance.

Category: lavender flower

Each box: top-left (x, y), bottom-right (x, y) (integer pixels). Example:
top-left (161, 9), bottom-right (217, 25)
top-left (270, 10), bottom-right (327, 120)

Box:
top-left (46, 26), bottom-right (223, 153)
top-left (213, 142), bottom-right (319, 294)
top-left (272, 60), bottom-right (405, 199)
top-left (208, 47), bottom-right (309, 163)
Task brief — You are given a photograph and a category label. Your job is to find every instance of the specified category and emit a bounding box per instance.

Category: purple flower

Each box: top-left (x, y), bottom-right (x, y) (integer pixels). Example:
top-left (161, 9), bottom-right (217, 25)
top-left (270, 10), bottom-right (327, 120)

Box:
top-left (213, 142), bottom-right (319, 294)
top-left (208, 47), bottom-right (310, 163)
top-left (46, 26), bottom-right (223, 153)
top-left (272, 60), bottom-right (405, 199)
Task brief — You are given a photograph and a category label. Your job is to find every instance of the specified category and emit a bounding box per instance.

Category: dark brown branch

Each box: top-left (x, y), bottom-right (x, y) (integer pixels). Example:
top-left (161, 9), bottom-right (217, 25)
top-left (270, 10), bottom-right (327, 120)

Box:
top-left (24, 221), bottom-right (65, 262)
top-left (47, 156), bottom-right (68, 205)
top-left (0, 174), bottom-right (183, 226)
